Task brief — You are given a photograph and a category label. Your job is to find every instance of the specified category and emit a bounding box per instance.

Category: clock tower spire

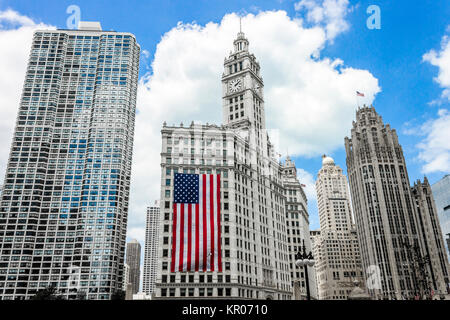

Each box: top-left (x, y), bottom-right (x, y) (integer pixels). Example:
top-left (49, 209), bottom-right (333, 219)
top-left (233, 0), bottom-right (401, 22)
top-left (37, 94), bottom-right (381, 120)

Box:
top-left (222, 27), bottom-right (266, 153)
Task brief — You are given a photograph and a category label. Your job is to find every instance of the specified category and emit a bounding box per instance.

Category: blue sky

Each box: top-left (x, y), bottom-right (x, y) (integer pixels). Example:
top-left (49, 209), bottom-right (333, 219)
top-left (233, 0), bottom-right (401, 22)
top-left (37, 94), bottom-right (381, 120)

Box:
top-left (0, 0), bottom-right (449, 233)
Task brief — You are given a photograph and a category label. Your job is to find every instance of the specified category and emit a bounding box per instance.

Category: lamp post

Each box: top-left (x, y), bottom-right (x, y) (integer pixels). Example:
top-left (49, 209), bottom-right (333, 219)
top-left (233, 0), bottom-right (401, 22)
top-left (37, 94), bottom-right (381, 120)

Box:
top-left (401, 239), bottom-right (432, 300)
top-left (295, 240), bottom-right (315, 300)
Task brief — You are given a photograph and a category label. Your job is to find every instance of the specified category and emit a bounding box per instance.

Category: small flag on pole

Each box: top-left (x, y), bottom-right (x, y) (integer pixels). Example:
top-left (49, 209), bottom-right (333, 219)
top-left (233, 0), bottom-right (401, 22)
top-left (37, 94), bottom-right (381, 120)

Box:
top-left (356, 91), bottom-right (365, 97)
top-left (301, 184), bottom-right (306, 188)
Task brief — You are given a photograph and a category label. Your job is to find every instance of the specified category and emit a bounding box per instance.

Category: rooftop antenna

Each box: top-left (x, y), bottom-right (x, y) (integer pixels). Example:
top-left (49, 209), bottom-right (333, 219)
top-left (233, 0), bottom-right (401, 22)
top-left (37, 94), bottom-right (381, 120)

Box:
top-left (240, 16), bottom-right (242, 33)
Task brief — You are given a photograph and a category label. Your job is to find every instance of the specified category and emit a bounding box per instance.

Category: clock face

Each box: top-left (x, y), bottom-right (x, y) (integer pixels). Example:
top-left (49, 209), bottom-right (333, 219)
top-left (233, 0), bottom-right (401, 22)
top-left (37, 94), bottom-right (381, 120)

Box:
top-left (253, 80), bottom-right (261, 95)
top-left (229, 78), bottom-right (242, 93)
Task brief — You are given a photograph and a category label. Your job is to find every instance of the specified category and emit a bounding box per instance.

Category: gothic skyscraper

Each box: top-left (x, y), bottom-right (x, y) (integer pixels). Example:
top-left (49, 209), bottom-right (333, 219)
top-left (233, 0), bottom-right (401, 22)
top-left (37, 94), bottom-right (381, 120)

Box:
top-left (345, 105), bottom-right (449, 299)
top-left (411, 178), bottom-right (449, 295)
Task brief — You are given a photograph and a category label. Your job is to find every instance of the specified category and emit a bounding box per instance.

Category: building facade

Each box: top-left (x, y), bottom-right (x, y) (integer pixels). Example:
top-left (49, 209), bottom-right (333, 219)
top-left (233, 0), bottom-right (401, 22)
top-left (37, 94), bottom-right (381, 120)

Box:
top-left (0, 22), bottom-right (140, 300)
top-left (122, 263), bottom-right (129, 292)
top-left (143, 204), bottom-right (160, 296)
top-left (313, 155), bottom-right (364, 300)
top-left (281, 156), bottom-right (317, 299)
top-left (155, 30), bottom-right (294, 300)
top-left (345, 105), bottom-right (445, 299)
top-left (126, 239), bottom-right (141, 294)
top-left (411, 178), bottom-right (449, 295)
top-left (431, 175), bottom-right (450, 260)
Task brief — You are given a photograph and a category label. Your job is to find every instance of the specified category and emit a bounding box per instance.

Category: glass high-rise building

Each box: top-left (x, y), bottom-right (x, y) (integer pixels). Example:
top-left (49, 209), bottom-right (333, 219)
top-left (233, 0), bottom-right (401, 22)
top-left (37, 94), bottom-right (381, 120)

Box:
top-left (431, 175), bottom-right (450, 261)
top-left (0, 21), bottom-right (140, 300)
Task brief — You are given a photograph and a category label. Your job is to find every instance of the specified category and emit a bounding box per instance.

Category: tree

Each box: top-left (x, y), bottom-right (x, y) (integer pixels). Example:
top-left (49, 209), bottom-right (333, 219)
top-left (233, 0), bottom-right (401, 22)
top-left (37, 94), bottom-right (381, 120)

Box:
top-left (31, 285), bottom-right (65, 300)
top-left (111, 289), bottom-right (125, 300)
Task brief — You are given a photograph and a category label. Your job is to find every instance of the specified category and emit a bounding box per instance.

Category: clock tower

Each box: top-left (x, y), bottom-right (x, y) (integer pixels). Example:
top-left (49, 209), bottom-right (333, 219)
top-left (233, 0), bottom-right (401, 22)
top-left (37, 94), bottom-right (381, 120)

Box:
top-left (222, 30), bottom-right (267, 153)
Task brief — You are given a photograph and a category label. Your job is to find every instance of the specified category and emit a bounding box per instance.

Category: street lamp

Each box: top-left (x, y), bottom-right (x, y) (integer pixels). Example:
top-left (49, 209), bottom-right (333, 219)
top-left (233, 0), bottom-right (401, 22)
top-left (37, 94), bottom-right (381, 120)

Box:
top-left (295, 240), bottom-right (315, 300)
top-left (400, 238), bottom-right (434, 300)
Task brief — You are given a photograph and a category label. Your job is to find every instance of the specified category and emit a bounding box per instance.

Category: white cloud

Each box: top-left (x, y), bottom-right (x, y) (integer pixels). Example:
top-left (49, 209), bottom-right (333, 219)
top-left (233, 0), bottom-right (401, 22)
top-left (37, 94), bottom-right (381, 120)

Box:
top-left (0, 9), bottom-right (54, 185)
top-left (0, 9), bottom-right (379, 242)
top-left (297, 167), bottom-right (319, 229)
top-left (423, 33), bottom-right (450, 100)
top-left (127, 10), bottom-right (380, 234)
top-left (294, 0), bottom-right (352, 40)
top-left (297, 168), bottom-right (317, 202)
top-left (417, 109), bottom-right (450, 173)
top-left (418, 32), bottom-right (450, 173)
top-left (127, 227), bottom-right (146, 244)
top-left (0, 9), bottom-right (36, 28)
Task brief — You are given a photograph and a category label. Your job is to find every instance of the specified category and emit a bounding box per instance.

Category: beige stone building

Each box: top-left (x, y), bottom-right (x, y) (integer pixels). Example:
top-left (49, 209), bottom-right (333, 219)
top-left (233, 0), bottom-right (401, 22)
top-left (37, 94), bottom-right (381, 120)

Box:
top-left (313, 155), bottom-right (364, 299)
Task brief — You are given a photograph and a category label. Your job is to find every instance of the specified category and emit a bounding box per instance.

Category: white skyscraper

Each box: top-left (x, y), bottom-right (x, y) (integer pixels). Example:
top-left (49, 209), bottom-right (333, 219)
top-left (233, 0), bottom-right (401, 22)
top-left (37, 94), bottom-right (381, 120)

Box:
top-left (0, 22), bottom-right (140, 300)
top-left (313, 155), bottom-right (364, 300)
top-left (143, 204), bottom-right (160, 296)
top-left (122, 263), bottom-right (130, 292)
top-left (155, 30), bottom-right (293, 299)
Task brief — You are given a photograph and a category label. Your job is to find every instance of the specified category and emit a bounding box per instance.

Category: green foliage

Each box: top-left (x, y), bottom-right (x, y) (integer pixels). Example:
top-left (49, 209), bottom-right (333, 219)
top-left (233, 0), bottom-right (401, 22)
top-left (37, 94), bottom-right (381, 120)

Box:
top-left (111, 289), bottom-right (126, 300)
top-left (30, 285), bottom-right (65, 300)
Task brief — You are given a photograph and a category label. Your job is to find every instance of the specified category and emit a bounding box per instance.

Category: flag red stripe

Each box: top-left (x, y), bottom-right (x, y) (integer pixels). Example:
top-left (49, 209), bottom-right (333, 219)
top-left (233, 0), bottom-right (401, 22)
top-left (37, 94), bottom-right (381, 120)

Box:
top-left (209, 174), bottom-right (215, 271)
top-left (195, 203), bottom-right (200, 272)
top-left (202, 174), bottom-right (207, 271)
top-left (178, 203), bottom-right (185, 272)
top-left (217, 174), bottom-right (222, 272)
top-left (170, 203), bottom-right (177, 273)
top-left (187, 204), bottom-right (192, 272)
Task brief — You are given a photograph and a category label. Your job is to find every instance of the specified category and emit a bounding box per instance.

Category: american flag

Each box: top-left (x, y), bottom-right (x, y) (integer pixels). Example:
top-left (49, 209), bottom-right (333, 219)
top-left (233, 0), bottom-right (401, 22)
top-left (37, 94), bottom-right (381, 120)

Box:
top-left (356, 91), bottom-right (365, 97)
top-left (171, 173), bottom-right (222, 272)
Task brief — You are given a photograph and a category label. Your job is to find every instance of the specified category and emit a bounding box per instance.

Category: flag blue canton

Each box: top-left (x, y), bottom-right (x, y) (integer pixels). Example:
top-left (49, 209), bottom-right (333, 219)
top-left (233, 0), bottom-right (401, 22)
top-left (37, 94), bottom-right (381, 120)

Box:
top-left (174, 173), bottom-right (199, 204)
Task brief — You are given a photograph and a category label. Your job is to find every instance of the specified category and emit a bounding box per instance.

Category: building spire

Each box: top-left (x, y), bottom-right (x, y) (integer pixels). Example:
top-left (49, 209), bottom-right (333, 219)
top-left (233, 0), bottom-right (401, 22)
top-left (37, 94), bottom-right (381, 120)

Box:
top-left (233, 16), bottom-right (249, 53)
